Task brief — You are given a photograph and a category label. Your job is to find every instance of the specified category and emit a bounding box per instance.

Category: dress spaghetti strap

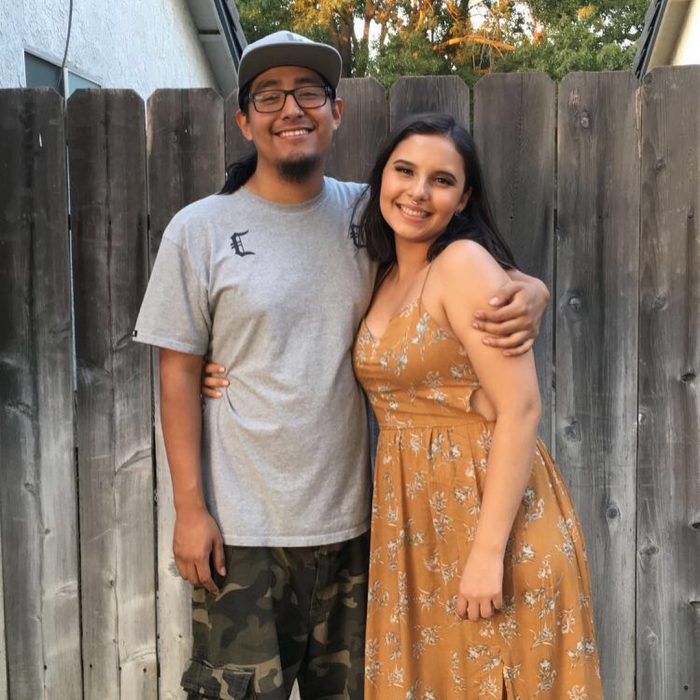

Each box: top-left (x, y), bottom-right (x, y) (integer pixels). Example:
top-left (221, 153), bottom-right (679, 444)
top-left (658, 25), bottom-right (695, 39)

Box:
top-left (418, 261), bottom-right (434, 305)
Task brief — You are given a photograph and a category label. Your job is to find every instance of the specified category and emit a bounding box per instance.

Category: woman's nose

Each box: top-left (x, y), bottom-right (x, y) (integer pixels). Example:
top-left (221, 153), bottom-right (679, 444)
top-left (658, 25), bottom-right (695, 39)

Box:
top-left (408, 179), bottom-right (429, 201)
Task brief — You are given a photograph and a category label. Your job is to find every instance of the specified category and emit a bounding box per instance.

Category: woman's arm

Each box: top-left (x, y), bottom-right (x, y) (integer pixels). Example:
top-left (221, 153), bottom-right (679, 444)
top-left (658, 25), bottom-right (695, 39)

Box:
top-left (201, 360), bottom-right (229, 398)
top-left (435, 241), bottom-right (542, 622)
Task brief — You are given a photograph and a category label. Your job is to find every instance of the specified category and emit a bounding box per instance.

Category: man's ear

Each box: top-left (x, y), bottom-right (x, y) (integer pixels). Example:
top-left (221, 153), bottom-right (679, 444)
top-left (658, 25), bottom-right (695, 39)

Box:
top-left (235, 109), bottom-right (253, 142)
top-left (331, 97), bottom-right (344, 131)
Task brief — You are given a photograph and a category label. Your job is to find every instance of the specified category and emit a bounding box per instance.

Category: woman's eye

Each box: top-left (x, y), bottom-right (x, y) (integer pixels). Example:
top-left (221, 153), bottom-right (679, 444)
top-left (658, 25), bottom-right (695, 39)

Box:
top-left (396, 166), bottom-right (412, 175)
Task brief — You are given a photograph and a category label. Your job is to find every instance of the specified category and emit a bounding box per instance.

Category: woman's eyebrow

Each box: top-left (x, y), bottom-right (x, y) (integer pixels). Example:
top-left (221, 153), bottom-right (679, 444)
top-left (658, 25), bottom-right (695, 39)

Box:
top-left (433, 170), bottom-right (458, 180)
top-left (392, 159), bottom-right (458, 180)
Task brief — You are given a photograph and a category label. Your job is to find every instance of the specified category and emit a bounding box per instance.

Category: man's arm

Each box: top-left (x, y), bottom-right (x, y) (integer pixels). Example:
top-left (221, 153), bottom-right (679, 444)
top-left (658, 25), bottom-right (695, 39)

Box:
top-left (160, 348), bottom-right (225, 594)
top-left (472, 269), bottom-right (551, 356)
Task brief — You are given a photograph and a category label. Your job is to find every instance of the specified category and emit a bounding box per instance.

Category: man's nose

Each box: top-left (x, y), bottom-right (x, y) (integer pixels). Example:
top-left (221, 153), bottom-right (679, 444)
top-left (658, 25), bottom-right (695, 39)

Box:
top-left (280, 92), bottom-right (304, 117)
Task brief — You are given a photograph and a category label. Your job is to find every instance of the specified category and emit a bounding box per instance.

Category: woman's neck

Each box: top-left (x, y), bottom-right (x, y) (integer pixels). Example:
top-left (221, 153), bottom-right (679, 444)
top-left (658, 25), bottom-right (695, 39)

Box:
top-left (393, 239), bottom-right (432, 280)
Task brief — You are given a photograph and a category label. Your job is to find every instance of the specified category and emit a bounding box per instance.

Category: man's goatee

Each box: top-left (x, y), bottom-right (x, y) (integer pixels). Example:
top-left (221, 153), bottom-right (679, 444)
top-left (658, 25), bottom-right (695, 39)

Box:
top-left (278, 155), bottom-right (321, 183)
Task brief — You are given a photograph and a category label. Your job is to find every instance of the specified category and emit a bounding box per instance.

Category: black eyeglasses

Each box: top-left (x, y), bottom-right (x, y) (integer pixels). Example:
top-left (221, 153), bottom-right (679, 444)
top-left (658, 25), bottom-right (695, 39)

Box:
top-left (248, 85), bottom-right (331, 113)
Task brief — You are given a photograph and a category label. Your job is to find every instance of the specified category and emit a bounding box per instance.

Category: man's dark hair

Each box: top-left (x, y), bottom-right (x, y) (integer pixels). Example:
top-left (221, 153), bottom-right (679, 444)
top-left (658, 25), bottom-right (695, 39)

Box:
top-left (352, 111), bottom-right (517, 274)
top-left (220, 79), bottom-right (337, 195)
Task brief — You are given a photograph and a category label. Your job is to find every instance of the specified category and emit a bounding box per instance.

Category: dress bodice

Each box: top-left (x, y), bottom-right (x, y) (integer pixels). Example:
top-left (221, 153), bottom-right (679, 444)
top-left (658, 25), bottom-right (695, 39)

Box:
top-left (353, 298), bottom-right (482, 429)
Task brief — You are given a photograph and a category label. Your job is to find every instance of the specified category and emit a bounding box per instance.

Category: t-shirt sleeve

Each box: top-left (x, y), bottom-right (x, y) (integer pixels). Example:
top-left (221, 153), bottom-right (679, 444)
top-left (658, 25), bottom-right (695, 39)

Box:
top-left (133, 237), bottom-right (210, 355)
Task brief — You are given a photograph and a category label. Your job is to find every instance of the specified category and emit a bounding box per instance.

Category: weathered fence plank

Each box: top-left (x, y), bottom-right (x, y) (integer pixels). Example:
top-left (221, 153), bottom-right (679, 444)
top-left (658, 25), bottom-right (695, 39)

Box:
top-left (389, 75), bottom-right (470, 128)
top-left (147, 89), bottom-right (225, 699)
top-left (327, 77), bottom-right (388, 182)
top-left (556, 72), bottom-right (641, 698)
top-left (637, 65), bottom-right (700, 700)
top-left (473, 73), bottom-right (556, 445)
top-left (0, 524), bottom-right (5, 700)
top-left (0, 89), bottom-right (82, 699)
top-left (67, 90), bottom-right (156, 699)
top-left (225, 91), bottom-right (254, 167)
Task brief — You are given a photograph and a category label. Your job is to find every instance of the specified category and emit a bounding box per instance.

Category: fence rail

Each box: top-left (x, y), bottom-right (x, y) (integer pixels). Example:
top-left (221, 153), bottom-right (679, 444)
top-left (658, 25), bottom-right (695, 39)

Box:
top-left (1, 68), bottom-right (698, 699)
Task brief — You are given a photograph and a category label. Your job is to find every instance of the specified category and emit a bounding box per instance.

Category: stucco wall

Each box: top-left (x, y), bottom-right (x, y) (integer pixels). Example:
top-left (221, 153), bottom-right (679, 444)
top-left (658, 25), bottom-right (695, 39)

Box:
top-left (673, 0), bottom-right (700, 64)
top-left (0, 0), bottom-right (219, 99)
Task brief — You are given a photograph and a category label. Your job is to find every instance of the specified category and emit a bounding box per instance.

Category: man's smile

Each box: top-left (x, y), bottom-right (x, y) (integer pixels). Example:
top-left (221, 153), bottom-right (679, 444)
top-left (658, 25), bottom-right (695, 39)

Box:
top-left (275, 127), bottom-right (313, 139)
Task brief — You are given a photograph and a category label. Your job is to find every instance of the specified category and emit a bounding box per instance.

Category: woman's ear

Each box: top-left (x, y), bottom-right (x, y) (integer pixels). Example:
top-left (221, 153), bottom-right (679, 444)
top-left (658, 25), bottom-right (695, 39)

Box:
top-left (456, 188), bottom-right (472, 214)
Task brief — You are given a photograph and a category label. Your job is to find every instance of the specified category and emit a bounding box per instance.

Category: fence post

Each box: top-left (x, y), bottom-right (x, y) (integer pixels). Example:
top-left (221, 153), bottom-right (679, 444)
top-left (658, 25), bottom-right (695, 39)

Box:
top-left (67, 89), bottom-right (156, 699)
top-left (147, 88), bottom-right (225, 699)
top-left (473, 72), bottom-right (556, 445)
top-left (0, 524), bottom-right (5, 700)
top-left (389, 75), bottom-right (470, 129)
top-left (325, 77), bottom-right (389, 183)
top-left (637, 65), bottom-right (700, 699)
top-left (556, 71), bottom-right (641, 698)
top-left (0, 88), bottom-right (82, 699)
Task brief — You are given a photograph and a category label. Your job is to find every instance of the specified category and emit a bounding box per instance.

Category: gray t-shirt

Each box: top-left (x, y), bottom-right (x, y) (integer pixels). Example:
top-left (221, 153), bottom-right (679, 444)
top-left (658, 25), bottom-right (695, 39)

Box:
top-left (134, 178), bottom-right (375, 546)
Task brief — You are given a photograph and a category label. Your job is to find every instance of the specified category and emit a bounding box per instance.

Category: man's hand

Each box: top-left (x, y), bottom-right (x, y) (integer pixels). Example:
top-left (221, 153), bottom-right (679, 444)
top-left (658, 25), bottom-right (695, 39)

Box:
top-left (173, 506), bottom-right (226, 595)
top-left (472, 277), bottom-right (550, 356)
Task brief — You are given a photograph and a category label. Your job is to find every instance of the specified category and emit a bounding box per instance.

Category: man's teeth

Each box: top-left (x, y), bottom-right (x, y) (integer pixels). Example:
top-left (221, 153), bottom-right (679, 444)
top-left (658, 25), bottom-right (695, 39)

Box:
top-left (399, 204), bottom-right (428, 218)
top-left (279, 129), bottom-right (309, 137)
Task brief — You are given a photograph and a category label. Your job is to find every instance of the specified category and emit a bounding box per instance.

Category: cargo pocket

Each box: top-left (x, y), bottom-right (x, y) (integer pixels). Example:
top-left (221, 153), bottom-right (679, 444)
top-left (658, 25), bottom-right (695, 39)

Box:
top-left (181, 658), bottom-right (255, 699)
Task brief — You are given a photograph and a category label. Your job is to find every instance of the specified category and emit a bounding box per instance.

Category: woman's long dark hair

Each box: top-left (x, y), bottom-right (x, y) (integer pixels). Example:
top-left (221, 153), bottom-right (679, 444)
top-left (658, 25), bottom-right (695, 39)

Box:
top-left (352, 112), bottom-right (517, 273)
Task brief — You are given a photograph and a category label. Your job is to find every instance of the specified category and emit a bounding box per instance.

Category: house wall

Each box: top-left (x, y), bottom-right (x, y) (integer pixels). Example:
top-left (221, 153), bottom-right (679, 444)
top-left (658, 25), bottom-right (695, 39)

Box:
top-left (673, 0), bottom-right (700, 64)
top-left (0, 0), bottom-right (218, 98)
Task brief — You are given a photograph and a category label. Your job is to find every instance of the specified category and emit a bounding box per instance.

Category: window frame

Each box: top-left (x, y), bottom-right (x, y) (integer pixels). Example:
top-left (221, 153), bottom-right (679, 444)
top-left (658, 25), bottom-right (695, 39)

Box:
top-left (24, 48), bottom-right (102, 96)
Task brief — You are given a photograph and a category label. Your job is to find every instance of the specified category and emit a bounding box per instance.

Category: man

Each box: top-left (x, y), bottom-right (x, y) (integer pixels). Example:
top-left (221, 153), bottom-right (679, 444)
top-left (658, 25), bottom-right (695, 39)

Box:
top-left (134, 31), bottom-right (549, 700)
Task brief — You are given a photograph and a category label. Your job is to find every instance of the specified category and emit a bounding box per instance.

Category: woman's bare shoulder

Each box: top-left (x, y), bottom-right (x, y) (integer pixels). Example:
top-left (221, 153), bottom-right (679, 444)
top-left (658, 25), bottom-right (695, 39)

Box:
top-left (434, 239), bottom-right (509, 289)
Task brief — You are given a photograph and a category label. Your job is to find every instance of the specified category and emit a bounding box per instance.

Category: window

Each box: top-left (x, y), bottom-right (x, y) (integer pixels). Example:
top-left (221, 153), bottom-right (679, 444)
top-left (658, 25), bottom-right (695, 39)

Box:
top-left (24, 52), bottom-right (100, 97)
top-left (24, 53), bottom-right (62, 93)
top-left (66, 72), bottom-right (100, 95)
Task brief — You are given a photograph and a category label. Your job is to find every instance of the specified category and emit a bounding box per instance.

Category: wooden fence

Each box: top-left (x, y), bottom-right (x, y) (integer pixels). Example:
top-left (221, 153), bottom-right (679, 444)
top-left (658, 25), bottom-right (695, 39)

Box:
top-left (0, 67), bottom-right (698, 699)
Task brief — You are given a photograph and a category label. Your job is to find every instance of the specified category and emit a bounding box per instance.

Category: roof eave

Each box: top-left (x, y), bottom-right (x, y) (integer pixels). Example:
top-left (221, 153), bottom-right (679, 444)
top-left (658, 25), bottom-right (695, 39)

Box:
top-left (633, 0), bottom-right (695, 77)
top-left (186, 0), bottom-right (247, 97)
top-left (633, 0), bottom-right (667, 77)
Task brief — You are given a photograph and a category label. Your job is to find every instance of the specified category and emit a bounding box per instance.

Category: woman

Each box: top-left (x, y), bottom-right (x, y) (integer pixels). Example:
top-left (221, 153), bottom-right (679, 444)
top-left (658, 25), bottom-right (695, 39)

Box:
top-left (202, 112), bottom-right (602, 698)
top-left (351, 113), bottom-right (602, 699)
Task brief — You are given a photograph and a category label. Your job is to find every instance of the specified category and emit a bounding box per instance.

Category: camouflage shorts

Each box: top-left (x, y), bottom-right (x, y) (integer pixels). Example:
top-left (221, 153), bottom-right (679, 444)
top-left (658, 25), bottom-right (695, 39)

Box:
top-left (181, 532), bottom-right (369, 700)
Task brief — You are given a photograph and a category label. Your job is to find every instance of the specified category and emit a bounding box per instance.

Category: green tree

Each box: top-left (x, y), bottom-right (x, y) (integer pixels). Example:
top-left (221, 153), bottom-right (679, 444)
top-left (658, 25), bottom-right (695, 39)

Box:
top-left (237, 0), bottom-right (387, 78)
top-left (235, 0), bottom-right (649, 86)
top-left (237, 0), bottom-right (294, 42)
top-left (499, 1), bottom-right (648, 79)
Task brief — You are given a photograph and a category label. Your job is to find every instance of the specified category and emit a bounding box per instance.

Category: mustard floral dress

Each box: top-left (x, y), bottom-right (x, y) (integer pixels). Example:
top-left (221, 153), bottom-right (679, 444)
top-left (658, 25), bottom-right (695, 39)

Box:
top-left (352, 288), bottom-right (603, 699)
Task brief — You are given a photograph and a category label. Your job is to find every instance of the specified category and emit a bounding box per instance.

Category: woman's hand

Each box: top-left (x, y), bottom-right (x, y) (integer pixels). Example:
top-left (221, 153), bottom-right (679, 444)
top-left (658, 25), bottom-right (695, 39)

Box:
top-left (472, 276), bottom-right (550, 356)
top-left (201, 361), bottom-right (228, 398)
top-left (456, 545), bottom-right (504, 622)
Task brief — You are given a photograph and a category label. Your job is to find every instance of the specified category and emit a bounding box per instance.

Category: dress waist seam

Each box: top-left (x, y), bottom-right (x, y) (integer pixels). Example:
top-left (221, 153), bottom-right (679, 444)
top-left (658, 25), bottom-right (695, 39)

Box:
top-left (378, 420), bottom-right (485, 430)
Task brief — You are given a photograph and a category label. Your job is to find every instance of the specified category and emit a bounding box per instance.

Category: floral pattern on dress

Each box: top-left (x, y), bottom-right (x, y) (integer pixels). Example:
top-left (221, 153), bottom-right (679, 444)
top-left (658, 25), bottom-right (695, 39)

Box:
top-left (354, 298), bottom-right (603, 699)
